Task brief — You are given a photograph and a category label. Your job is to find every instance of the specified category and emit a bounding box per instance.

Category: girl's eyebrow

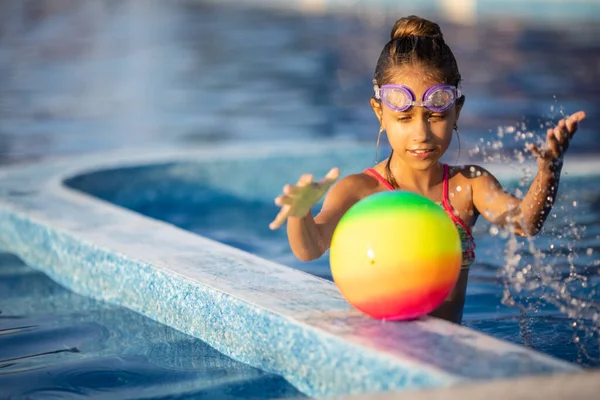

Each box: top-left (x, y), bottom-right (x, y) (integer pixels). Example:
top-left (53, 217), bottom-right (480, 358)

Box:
top-left (391, 108), bottom-right (415, 114)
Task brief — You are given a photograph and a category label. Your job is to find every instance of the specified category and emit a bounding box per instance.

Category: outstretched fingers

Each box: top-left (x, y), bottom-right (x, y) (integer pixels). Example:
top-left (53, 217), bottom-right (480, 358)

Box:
top-left (564, 111), bottom-right (586, 138)
top-left (322, 167), bottom-right (340, 186)
top-left (526, 143), bottom-right (543, 159)
top-left (529, 111), bottom-right (586, 162)
top-left (283, 184), bottom-right (300, 196)
top-left (566, 110), bottom-right (586, 124)
top-left (313, 167), bottom-right (340, 192)
top-left (547, 122), bottom-right (568, 156)
top-left (274, 194), bottom-right (294, 206)
top-left (269, 204), bottom-right (291, 230)
top-left (269, 168), bottom-right (340, 231)
top-left (296, 173), bottom-right (314, 187)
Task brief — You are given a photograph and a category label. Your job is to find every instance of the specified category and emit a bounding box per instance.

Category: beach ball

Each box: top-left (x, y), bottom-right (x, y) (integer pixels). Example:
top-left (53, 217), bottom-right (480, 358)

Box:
top-left (329, 191), bottom-right (462, 320)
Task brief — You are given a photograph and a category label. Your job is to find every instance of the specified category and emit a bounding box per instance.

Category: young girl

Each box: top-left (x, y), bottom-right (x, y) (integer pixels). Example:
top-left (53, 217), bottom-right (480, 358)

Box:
top-left (269, 16), bottom-right (586, 323)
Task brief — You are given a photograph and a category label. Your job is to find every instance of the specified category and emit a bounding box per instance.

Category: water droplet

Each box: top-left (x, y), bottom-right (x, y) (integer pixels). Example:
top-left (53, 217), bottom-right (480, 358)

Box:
top-left (570, 298), bottom-right (579, 306)
top-left (456, 185), bottom-right (462, 192)
top-left (516, 272), bottom-right (524, 280)
top-left (586, 248), bottom-right (593, 256)
top-left (489, 226), bottom-right (499, 236)
top-left (572, 201), bottom-right (578, 207)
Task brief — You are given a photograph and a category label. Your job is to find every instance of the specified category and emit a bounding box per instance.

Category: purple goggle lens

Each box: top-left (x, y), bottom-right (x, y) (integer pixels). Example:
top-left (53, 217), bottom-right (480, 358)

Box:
top-left (374, 84), bottom-right (461, 113)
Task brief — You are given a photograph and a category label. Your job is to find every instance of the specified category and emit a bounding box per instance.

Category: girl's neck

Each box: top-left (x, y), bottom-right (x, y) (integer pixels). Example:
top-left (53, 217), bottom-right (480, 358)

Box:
top-left (386, 156), bottom-right (444, 194)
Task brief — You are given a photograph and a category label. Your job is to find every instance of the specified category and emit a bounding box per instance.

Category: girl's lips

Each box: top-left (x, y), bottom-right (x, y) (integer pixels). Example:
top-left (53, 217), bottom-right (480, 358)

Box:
top-left (407, 149), bottom-right (435, 159)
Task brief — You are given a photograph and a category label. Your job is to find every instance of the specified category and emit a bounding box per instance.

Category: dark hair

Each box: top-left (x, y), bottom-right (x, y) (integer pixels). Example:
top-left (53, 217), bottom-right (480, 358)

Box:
top-left (373, 15), bottom-right (461, 87)
top-left (374, 16), bottom-right (462, 188)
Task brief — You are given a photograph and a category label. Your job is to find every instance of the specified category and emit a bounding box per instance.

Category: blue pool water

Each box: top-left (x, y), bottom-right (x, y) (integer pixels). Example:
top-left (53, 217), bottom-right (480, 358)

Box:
top-left (1, 0), bottom-right (599, 397)
top-left (0, 252), bottom-right (306, 399)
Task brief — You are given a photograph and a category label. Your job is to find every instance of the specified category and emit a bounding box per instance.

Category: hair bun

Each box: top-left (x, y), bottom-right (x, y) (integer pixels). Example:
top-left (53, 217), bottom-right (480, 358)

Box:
top-left (390, 15), bottom-right (443, 40)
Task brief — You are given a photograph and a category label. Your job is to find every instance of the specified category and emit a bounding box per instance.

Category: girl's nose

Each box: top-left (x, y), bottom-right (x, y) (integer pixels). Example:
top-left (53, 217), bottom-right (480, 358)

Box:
top-left (411, 117), bottom-right (432, 142)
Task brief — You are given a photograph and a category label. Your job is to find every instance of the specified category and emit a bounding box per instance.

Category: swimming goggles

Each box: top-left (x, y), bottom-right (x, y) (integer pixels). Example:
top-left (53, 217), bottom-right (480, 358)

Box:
top-left (373, 83), bottom-right (461, 113)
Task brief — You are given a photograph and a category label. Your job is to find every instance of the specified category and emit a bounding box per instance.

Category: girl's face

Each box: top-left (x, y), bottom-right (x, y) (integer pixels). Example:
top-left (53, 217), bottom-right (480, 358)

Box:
top-left (371, 67), bottom-right (462, 171)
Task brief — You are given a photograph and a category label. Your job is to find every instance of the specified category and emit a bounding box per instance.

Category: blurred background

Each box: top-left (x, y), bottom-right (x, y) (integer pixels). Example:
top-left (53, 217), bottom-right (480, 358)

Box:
top-left (0, 0), bottom-right (598, 166)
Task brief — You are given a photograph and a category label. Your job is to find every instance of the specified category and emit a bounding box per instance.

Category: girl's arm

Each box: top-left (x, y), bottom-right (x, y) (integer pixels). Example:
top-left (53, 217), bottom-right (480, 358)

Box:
top-left (270, 168), bottom-right (365, 261)
top-left (470, 163), bottom-right (560, 236)
top-left (286, 176), bottom-right (362, 261)
top-left (471, 112), bottom-right (585, 236)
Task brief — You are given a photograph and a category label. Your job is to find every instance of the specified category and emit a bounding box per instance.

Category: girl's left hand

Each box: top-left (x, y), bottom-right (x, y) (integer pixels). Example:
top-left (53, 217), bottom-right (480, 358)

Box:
top-left (527, 111), bottom-right (586, 165)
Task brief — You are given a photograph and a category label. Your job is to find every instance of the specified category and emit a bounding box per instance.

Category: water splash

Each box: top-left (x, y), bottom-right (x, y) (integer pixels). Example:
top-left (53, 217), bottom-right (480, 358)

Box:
top-left (473, 106), bottom-right (600, 365)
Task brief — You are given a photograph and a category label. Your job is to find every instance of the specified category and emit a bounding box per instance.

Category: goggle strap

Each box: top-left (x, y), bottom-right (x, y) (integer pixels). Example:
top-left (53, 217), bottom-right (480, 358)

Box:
top-left (373, 82), bottom-right (381, 99)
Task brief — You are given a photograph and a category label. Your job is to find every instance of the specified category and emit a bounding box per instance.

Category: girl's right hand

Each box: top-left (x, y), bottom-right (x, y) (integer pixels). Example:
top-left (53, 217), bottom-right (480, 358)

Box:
top-left (527, 111), bottom-right (586, 167)
top-left (269, 167), bottom-right (340, 230)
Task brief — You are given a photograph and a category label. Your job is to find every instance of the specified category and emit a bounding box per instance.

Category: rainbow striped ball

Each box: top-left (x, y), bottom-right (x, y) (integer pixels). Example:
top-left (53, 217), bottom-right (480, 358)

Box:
top-left (330, 191), bottom-right (462, 320)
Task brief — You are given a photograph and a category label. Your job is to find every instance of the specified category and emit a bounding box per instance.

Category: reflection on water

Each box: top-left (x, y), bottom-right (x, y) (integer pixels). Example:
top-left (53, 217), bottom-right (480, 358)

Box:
top-left (0, 253), bottom-right (306, 399)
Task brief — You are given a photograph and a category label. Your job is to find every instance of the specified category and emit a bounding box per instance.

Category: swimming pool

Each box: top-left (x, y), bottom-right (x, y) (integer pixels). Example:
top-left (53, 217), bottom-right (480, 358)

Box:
top-left (63, 147), bottom-right (600, 368)
top-left (1, 0), bottom-right (599, 398)
top-left (0, 143), bottom-right (593, 399)
top-left (0, 252), bottom-right (305, 399)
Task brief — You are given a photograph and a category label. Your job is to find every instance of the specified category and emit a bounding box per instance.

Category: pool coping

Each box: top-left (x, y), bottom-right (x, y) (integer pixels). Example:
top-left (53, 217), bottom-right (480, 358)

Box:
top-left (0, 140), bottom-right (597, 398)
top-left (332, 368), bottom-right (600, 400)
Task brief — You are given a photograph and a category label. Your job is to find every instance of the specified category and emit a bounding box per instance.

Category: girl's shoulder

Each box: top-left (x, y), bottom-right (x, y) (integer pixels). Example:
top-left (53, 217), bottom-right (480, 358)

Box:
top-left (447, 164), bottom-right (503, 197)
top-left (328, 169), bottom-right (388, 201)
top-left (447, 164), bottom-right (493, 181)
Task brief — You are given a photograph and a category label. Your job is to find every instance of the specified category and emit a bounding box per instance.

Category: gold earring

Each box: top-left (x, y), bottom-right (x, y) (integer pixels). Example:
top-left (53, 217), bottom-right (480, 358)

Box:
top-left (375, 127), bottom-right (384, 164)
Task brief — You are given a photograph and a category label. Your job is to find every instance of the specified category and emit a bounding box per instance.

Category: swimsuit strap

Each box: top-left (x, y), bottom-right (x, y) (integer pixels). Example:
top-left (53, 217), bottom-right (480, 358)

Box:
top-left (365, 165), bottom-right (474, 239)
top-left (441, 164), bottom-right (474, 238)
top-left (364, 168), bottom-right (395, 190)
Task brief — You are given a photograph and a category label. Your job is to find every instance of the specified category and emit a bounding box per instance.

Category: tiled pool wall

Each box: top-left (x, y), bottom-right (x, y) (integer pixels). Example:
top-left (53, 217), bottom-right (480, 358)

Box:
top-left (0, 142), bottom-right (596, 399)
